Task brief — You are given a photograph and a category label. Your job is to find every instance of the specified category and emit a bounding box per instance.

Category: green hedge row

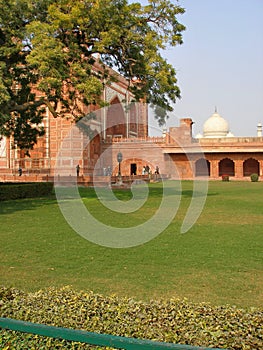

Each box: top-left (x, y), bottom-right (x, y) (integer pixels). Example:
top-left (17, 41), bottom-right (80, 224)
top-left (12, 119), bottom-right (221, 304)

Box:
top-left (0, 287), bottom-right (262, 349)
top-left (0, 182), bottom-right (53, 201)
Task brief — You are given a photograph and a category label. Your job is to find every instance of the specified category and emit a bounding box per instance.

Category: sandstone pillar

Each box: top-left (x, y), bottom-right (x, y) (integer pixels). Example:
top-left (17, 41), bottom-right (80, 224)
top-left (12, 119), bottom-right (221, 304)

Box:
top-left (234, 159), bottom-right (244, 179)
top-left (210, 159), bottom-right (219, 179)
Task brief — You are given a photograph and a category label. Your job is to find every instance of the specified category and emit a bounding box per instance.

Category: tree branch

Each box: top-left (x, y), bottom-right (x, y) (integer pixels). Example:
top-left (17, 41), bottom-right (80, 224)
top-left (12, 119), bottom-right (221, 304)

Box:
top-left (7, 98), bottom-right (60, 117)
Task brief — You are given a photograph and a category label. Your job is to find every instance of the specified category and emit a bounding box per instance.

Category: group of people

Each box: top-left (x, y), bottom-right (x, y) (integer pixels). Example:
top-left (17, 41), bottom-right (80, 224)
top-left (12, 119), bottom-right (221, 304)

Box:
top-left (142, 165), bottom-right (160, 175)
top-left (142, 165), bottom-right (150, 175)
top-left (18, 164), bottom-right (159, 178)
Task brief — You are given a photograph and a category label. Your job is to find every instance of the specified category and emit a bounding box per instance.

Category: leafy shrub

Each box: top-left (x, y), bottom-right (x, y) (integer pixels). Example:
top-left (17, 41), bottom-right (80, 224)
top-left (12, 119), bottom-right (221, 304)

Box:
top-left (221, 174), bottom-right (229, 181)
top-left (0, 287), bottom-right (262, 349)
top-left (250, 173), bottom-right (259, 182)
top-left (0, 182), bottom-right (53, 201)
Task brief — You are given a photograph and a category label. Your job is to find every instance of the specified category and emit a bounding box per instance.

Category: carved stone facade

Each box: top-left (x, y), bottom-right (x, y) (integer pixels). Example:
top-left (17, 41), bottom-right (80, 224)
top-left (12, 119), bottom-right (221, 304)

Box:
top-left (0, 69), bottom-right (148, 179)
top-left (1, 86), bottom-right (262, 182)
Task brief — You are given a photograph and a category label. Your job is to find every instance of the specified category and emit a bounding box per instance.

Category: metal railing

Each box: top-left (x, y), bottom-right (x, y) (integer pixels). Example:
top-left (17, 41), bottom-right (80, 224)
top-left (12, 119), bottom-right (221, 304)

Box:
top-left (0, 317), bottom-right (224, 350)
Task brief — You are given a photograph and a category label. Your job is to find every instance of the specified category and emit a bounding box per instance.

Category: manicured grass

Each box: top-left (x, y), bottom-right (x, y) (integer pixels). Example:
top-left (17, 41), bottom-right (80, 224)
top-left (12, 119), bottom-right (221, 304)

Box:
top-left (0, 181), bottom-right (262, 308)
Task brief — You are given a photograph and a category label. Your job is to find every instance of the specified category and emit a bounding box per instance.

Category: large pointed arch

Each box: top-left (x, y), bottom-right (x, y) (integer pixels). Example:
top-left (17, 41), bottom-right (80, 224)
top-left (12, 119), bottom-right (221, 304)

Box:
top-left (243, 158), bottom-right (260, 176)
top-left (106, 97), bottom-right (126, 138)
top-left (219, 158), bottom-right (235, 176)
top-left (195, 158), bottom-right (210, 177)
top-left (82, 132), bottom-right (101, 175)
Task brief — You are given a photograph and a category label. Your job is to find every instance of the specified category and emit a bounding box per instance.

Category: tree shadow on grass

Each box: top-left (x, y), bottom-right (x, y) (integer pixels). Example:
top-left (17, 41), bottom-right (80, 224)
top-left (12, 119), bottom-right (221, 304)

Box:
top-left (181, 190), bottom-right (219, 198)
top-left (0, 183), bottom-right (219, 215)
top-left (0, 195), bottom-right (58, 215)
top-left (79, 185), bottom-right (219, 201)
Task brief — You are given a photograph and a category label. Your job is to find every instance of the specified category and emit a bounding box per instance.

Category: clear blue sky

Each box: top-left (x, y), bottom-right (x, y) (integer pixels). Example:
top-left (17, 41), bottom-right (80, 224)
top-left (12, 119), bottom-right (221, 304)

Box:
top-left (148, 0), bottom-right (263, 136)
top-left (162, 0), bottom-right (263, 137)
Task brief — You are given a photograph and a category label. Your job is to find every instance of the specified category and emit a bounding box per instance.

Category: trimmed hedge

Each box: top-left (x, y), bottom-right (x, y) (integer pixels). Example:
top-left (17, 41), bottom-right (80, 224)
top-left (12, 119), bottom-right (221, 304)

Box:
top-left (0, 287), bottom-right (262, 349)
top-left (0, 182), bottom-right (53, 201)
top-left (250, 173), bottom-right (259, 182)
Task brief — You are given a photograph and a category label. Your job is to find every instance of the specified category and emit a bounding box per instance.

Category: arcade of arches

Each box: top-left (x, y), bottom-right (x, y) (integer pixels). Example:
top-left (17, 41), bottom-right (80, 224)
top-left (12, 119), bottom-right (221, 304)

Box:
top-left (195, 157), bottom-right (260, 178)
top-left (108, 117), bottom-right (263, 181)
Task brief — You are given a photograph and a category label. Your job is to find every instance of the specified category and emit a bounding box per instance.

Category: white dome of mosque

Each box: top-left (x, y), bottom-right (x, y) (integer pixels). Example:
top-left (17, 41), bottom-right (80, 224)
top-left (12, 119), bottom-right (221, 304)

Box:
top-left (203, 110), bottom-right (229, 138)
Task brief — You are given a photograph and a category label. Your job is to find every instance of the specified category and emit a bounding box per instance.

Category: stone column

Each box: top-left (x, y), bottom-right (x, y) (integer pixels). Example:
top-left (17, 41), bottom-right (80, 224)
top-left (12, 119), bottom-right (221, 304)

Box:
top-left (210, 159), bottom-right (219, 179)
top-left (259, 160), bottom-right (263, 176)
top-left (234, 159), bottom-right (243, 179)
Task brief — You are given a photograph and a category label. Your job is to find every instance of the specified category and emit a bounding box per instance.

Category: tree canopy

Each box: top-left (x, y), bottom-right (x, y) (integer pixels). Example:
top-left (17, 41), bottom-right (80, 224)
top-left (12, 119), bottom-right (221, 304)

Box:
top-left (0, 0), bottom-right (185, 150)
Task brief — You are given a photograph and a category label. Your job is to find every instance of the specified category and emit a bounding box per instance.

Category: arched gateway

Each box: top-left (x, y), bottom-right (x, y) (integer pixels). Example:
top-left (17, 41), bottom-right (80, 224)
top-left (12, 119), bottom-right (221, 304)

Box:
top-left (195, 158), bottom-right (210, 177)
top-left (243, 158), bottom-right (260, 176)
top-left (219, 158), bottom-right (235, 177)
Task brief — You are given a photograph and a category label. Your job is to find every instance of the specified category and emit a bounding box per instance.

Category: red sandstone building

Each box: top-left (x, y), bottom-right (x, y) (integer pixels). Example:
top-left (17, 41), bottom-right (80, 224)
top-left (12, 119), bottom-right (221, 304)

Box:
top-left (105, 112), bottom-right (263, 181)
top-left (0, 73), bottom-right (263, 183)
top-left (0, 68), bottom-right (148, 181)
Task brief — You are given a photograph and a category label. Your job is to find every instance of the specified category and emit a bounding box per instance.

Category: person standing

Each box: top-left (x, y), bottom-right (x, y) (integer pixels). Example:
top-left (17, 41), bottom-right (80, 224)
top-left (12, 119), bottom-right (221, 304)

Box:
top-left (76, 164), bottom-right (80, 176)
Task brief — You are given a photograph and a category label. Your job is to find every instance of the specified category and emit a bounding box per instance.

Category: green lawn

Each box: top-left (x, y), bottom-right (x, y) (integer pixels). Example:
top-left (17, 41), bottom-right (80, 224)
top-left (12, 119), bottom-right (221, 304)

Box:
top-left (0, 181), bottom-right (262, 308)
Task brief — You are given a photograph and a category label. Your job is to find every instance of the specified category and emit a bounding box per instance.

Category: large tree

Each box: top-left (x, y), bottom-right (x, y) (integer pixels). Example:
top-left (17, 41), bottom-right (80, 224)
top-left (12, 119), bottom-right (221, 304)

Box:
top-left (0, 0), bottom-right (185, 150)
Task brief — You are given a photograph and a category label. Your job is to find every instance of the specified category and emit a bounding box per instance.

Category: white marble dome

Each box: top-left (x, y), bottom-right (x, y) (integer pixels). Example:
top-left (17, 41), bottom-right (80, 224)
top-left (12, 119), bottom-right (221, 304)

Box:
top-left (203, 111), bottom-right (229, 138)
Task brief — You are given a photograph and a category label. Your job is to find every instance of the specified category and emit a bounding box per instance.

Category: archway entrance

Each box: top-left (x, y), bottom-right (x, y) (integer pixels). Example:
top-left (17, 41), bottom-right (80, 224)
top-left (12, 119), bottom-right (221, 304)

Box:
top-left (219, 158), bottom-right (235, 176)
top-left (83, 133), bottom-right (101, 174)
top-left (106, 97), bottom-right (126, 138)
top-left (243, 158), bottom-right (259, 176)
top-left (195, 158), bottom-right (210, 176)
top-left (130, 163), bottom-right (137, 175)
